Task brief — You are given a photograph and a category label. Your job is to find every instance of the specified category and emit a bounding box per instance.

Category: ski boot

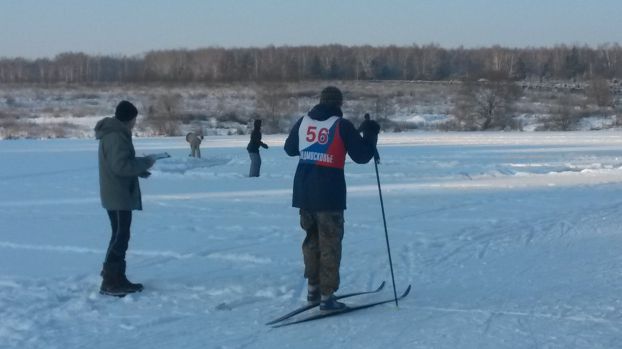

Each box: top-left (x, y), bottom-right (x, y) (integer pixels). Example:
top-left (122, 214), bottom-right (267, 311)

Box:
top-left (320, 293), bottom-right (347, 313)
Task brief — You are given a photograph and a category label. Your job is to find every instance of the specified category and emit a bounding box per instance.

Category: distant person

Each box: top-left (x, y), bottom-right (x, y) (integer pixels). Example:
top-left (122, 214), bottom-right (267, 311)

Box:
top-left (284, 86), bottom-right (379, 312)
top-left (94, 100), bottom-right (156, 297)
top-left (186, 131), bottom-right (203, 158)
top-left (247, 119), bottom-right (269, 177)
top-left (357, 113), bottom-right (381, 164)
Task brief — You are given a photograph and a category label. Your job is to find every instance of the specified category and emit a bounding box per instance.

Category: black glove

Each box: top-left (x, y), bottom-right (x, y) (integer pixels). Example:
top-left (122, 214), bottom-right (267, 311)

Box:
top-left (363, 121), bottom-right (380, 163)
top-left (363, 124), bottom-right (379, 146)
top-left (139, 171), bottom-right (151, 178)
top-left (362, 121), bottom-right (380, 140)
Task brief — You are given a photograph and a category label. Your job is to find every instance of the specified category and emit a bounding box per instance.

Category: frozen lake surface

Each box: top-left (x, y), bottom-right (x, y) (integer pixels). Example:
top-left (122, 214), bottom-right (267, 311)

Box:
top-left (1, 131), bottom-right (622, 348)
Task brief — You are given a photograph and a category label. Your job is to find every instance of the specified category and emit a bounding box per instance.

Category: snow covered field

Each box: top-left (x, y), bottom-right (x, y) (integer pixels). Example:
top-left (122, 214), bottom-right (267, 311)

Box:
top-left (2, 131), bottom-right (622, 348)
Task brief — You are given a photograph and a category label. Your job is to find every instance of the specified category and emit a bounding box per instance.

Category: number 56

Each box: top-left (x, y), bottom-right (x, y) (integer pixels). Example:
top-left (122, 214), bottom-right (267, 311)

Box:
top-left (306, 126), bottom-right (329, 144)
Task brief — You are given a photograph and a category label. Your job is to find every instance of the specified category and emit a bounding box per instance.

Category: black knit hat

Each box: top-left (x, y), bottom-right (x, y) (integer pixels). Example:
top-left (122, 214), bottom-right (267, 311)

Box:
top-left (115, 100), bottom-right (138, 122)
top-left (320, 86), bottom-right (343, 107)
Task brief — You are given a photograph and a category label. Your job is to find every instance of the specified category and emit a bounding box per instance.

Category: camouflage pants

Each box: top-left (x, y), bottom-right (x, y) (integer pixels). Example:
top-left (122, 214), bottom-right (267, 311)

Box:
top-left (300, 209), bottom-right (344, 295)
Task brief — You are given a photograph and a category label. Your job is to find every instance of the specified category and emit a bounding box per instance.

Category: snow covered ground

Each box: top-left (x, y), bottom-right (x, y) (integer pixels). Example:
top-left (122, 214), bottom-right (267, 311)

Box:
top-left (5, 81), bottom-right (618, 140)
top-left (1, 131), bottom-right (622, 348)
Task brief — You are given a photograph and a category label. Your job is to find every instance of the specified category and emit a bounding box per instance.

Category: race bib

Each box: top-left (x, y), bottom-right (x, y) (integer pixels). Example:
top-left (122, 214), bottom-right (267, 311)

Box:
top-left (298, 116), bottom-right (346, 169)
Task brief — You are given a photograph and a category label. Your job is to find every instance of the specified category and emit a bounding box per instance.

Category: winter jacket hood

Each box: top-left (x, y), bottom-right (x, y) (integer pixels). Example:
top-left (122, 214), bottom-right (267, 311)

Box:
top-left (95, 117), bottom-right (131, 140)
top-left (307, 104), bottom-right (343, 121)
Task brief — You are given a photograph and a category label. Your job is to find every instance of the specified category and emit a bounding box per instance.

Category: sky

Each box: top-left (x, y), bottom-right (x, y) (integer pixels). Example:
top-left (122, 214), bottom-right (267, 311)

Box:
top-left (1, 0), bottom-right (621, 59)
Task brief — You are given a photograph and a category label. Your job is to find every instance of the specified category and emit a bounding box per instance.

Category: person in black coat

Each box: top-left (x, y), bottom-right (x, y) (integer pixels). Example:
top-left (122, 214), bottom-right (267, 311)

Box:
top-left (284, 86), bottom-right (379, 311)
top-left (247, 119), bottom-right (268, 177)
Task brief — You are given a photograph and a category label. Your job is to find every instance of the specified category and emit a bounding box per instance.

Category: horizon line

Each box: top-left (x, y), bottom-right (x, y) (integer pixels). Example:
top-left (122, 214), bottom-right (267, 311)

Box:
top-left (3, 41), bottom-right (621, 61)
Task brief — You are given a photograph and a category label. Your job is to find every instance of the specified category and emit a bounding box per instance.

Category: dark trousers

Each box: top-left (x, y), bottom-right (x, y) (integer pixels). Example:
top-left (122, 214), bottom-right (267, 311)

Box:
top-left (104, 210), bottom-right (132, 264)
top-left (249, 152), bottom-right (261, 177)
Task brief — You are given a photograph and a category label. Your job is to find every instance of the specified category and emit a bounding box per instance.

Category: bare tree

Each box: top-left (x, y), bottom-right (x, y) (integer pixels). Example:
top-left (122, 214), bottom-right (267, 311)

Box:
top-left (451, 86), bottom-right (480, 131)
top-left (3, 44), bottom-right (622, 84)
top-left (586, 78), bottom-right (613, 107)
top-left (373, 94), bottom-right (396, 121)
top-left (254, 83), bottom-right (297, 133)
top-left (453, 81), bottom-right (522, 130)
top-left (143, 93), bottom-right (182, 136)
top-left (543, 94), bottom-right (582, 131)
top-left (615, 100), bottom-right (622, 126)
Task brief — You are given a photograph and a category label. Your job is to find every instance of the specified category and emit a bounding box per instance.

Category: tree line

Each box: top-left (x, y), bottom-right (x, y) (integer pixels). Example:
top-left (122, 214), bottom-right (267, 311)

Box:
top-left (1, 44), bottom-right (621, 84)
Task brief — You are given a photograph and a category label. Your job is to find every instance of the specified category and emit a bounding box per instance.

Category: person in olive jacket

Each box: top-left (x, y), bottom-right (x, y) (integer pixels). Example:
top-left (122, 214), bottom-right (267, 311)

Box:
top-left (94, 100), bottom-right (155, 297)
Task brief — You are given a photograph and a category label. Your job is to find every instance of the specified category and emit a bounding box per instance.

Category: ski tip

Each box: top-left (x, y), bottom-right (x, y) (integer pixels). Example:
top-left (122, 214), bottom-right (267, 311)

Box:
top-left (266, 313), bottom-right (295, 326)
top-left (401, 285), bottom-right (412, 297)
top-left (265, 318), bottom-right (283, 326)
top-left (378, 281), bottom-right (386, 289)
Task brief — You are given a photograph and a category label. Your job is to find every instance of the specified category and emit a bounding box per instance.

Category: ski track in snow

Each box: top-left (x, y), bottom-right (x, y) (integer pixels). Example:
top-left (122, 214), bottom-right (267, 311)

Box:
top-left (3, 168), bottom-right (622, 208)
top-left (0, 242), bottom-right (273, 266)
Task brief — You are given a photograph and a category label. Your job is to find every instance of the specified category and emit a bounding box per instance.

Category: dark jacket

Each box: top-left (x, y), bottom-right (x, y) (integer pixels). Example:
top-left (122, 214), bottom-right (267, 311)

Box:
top-left (358, 119), bottom-right (381, 136)
top-left (95, 117), bottom-right (152, 211)
top-left (247, 129), bottom-right (268, 153)
top-left (284, 104), bottom-right (377, 211)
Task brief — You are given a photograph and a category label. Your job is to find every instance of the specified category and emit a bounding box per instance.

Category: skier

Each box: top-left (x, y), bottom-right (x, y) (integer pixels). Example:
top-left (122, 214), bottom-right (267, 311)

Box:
top-left (247, 119), bottom-right (269, 177)
top-left (357, 113), bottom-right (381, 164)
top-left (284, 86), bottom-right (379, 312)
top-left (94, 100), bottom-right (156, 297)
top-left (186, 131), bottom-right (203, 158)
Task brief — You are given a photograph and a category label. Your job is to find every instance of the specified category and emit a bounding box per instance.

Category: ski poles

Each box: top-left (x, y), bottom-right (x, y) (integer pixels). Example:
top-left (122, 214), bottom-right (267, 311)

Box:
top-left (374, 159), bottom-right (399, 307)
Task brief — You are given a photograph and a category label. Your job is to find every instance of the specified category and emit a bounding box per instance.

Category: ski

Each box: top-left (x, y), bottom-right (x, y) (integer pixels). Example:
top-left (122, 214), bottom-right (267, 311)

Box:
top-left (271, 284), bottom-right (411, 328)
top-left (265, 281), bottom-right (386, 325)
